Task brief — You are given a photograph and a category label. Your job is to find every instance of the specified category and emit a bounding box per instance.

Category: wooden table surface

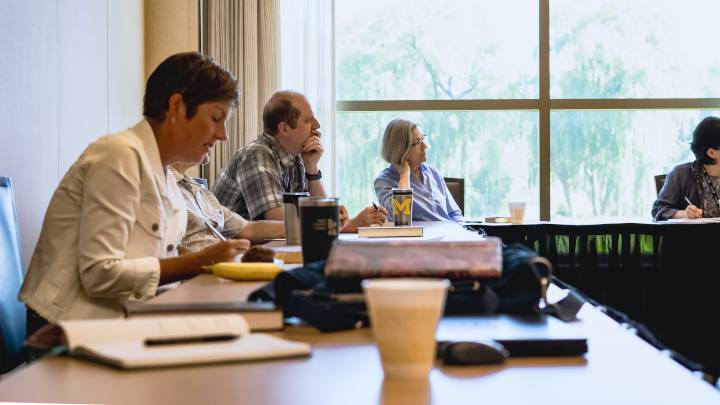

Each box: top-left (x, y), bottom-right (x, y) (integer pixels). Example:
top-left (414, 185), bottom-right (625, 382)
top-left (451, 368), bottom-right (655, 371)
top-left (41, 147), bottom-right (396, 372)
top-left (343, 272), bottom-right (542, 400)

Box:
top-left (1, 301), bottom-right (719, 404)
top-left (1, 221), bottom-right (719, 404)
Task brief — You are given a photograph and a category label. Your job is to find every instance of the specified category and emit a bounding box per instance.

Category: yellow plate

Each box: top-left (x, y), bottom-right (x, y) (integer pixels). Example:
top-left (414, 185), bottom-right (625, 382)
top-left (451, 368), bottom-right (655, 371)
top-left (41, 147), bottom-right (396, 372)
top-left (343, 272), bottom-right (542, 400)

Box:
top-left (208, 262), bottom-right (284, 281)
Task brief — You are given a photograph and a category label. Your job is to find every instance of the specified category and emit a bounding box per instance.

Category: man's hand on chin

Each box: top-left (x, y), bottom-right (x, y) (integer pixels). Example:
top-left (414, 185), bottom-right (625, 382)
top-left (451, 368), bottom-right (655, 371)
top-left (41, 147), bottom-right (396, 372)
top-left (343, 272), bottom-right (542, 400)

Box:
top-left (301, 131), bottom-right (324, 169)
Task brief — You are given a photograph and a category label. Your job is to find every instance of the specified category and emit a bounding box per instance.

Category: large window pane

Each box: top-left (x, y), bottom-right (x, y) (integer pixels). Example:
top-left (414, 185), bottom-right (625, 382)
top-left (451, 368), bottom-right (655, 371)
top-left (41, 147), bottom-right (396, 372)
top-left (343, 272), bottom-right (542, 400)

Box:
top-left (551, 110), bottom-right (720, 219)
top-left (551, 0), bottom-right (720, 99)
top-left (336, 112), bottom-right (539, 220)
top-left (335, 0), bottom-right (538, 100)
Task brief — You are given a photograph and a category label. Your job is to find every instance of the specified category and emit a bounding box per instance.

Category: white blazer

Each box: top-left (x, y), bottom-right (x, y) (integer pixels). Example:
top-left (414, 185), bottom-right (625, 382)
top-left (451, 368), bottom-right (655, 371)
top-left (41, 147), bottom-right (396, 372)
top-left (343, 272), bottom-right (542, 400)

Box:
top-left (19, 120), bottom-right (187, 322)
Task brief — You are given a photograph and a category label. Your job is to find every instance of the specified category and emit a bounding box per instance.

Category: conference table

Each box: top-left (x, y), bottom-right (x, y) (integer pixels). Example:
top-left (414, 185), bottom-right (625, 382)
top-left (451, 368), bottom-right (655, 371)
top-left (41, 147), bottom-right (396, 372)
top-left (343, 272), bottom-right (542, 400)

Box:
top-left (469, 218), bottom-right (720, 377)
top-left (1, 222), bottom-right (719, 404)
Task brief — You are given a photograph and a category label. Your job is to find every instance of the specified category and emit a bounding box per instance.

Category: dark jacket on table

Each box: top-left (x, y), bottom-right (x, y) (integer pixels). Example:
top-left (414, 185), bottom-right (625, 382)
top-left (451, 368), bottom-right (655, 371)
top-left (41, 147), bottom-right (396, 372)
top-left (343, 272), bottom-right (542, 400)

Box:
top-left (651, 161), bottom-right (704, 221)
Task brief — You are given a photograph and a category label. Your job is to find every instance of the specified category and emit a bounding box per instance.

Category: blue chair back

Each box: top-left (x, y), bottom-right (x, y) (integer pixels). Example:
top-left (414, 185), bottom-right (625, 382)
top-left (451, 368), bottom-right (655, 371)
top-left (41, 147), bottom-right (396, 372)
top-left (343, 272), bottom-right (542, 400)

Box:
top-left (0, 176), bottom-right (26, 372)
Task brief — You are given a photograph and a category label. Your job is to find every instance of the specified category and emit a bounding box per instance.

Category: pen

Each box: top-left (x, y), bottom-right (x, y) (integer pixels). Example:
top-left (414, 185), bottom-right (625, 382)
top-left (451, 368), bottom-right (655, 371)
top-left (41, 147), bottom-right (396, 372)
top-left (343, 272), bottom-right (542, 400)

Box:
top-left (144, 334), bottom-right (239, 346)
top-left (372, 202), bottom-right (379, 211)
top-left (205, 220), bottom-right (227, 241)
top-left (684, 196), bottom-right (693, 207)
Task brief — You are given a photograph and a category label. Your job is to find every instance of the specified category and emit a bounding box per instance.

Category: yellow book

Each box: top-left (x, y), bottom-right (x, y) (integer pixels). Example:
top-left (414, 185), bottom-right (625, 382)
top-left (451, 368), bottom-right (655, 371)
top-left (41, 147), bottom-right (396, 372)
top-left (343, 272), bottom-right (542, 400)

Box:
top-left (262, 240), bottom-right (304, 264)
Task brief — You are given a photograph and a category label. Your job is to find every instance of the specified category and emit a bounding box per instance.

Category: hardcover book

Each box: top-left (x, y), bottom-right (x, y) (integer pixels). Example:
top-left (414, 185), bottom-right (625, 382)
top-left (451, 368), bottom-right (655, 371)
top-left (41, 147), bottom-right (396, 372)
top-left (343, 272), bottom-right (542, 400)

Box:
top-left (324, 237), bottom-right (502, 279)
top-left (357, 225), bottom-right (423, 238)
top-left (123, 301), bottom-right (283, 331)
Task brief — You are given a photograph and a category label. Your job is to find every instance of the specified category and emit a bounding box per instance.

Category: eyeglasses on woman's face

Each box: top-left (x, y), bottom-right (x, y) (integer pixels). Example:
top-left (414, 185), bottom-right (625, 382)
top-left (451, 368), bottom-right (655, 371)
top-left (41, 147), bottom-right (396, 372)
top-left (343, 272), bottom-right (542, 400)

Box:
top-left (411, 136), bottom-right (426, 148)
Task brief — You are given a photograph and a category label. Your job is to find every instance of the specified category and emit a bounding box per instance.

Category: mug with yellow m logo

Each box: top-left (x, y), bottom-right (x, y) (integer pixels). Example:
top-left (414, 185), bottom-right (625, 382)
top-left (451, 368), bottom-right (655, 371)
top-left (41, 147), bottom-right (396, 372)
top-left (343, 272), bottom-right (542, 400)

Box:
top-left (391, 188), bottom-right (413, 226)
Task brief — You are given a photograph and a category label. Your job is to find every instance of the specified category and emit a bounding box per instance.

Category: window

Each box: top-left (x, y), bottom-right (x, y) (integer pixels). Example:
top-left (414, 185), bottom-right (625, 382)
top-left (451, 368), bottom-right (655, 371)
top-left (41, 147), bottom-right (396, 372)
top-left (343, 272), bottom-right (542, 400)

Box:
top-left (551, 0), bottom-right (720, 99)
top-left (335, 0), bottom-right (538, 100)
top-left (335, 0), bottom-right (540, 219)
top-left (280, 0), bottom-right (720, 220)
top-left (551, 110), bottom-right (719, 219)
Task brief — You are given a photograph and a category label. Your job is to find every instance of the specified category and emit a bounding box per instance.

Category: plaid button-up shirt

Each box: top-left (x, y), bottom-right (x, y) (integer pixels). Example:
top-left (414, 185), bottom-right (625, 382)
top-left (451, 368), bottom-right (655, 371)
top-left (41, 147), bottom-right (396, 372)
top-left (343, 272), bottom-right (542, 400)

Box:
top-left (172, 168), bottom-right (248, 252)
top-left (213, 133), bottom-right (308, 220)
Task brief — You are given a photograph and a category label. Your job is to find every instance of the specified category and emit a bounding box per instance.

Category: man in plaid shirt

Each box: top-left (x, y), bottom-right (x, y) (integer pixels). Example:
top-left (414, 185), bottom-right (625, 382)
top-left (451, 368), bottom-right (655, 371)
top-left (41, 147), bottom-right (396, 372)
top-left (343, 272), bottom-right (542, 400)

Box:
top-left (213, 91), bottom-right (386, 231)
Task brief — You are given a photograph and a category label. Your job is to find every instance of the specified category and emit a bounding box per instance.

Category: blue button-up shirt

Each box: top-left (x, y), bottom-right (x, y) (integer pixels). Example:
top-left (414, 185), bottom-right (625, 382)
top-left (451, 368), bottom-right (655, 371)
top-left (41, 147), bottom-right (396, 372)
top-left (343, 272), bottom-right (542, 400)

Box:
top-left (374, 164), bottom-right (463, 222)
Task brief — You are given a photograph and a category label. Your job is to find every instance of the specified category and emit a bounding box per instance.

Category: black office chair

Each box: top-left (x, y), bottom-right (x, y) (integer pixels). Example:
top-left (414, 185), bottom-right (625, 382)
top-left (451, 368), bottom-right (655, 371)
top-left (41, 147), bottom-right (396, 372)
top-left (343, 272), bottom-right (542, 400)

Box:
top-left (444, 177), bottom-right (464, 215)
top-left (654, 174), bottom-right (667, 195)
top-left (0, 176), bottom-right (26, 373)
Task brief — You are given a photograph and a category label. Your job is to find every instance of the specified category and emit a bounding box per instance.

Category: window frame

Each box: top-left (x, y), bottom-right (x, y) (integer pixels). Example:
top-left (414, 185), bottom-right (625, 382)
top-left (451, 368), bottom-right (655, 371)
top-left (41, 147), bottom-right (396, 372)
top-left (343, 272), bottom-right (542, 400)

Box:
top-left (334, 0), bottom-right (720, 220)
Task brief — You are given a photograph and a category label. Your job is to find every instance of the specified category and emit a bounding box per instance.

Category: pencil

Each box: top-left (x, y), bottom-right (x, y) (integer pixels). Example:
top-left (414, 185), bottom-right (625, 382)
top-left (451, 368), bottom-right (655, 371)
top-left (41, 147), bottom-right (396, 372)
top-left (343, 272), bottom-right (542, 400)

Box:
top-left (372, 202), bottom-right (379, 211)
top-left (684, 196), bottom-right (693, 207)
top-left (205, 221), bottom-right (227, 241)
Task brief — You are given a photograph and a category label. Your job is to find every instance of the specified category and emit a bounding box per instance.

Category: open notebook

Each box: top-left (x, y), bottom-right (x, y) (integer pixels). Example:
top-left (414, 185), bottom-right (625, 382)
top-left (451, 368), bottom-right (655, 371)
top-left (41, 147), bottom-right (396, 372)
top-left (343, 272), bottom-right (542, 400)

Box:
top-left (26, 314), bottom-right (310, 369)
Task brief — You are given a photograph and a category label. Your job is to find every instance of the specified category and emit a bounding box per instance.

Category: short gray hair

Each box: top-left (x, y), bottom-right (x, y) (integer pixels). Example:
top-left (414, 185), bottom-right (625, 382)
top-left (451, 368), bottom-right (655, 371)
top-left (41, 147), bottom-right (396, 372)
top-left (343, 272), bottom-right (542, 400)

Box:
top-left (381, 119), bottom-right (418, 165)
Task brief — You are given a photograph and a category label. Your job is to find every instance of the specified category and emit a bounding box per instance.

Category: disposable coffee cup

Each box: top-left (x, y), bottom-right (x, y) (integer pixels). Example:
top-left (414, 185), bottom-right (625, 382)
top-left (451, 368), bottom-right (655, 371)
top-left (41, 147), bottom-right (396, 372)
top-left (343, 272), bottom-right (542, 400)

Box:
top-left (362, 278), bottom-right (449, 380)
top-left (299, 197), bottom-right (339, 264)
top-left (509, 202), bottom-right (526, 224)
top-left (391, 188), bottom-right (413, 226)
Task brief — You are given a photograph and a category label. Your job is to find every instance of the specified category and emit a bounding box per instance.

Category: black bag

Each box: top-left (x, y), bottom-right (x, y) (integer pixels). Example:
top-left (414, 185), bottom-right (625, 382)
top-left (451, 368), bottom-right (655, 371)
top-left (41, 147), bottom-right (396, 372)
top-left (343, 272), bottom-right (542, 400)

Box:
top-left (249, 244), bottom-right (580, 332)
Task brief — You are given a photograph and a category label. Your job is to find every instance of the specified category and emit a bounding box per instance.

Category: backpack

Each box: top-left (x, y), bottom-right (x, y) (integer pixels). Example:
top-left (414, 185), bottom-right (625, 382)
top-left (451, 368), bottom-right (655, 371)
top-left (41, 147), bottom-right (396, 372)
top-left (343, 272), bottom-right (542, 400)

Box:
top-left (249, 244), bottom-right (581, 332)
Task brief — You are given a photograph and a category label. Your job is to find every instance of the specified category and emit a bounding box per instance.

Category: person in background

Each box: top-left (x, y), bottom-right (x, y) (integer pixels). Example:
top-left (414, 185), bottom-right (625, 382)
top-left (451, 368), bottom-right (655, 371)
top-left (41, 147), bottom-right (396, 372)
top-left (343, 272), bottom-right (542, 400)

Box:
top-left (172, 160), bottom-right (284, 251)
top-left (374, 118), bottom-right (463, 223)
top-left (212, 90), bottom-right (386, 231)
top-left (19, 52), bottom-right (249, 327)
top-left (652, 116), bottom-right (720, 220)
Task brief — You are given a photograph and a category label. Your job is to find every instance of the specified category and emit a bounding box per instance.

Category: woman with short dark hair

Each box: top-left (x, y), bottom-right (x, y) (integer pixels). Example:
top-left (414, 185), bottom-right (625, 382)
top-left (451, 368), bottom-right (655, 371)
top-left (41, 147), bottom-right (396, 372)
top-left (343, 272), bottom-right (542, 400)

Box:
top-left (20, 52), bottom-right (249, 324)
top-left (652, 116), bottom-right (720, 220)
top-left (374, 118), bottom-right (463, 222)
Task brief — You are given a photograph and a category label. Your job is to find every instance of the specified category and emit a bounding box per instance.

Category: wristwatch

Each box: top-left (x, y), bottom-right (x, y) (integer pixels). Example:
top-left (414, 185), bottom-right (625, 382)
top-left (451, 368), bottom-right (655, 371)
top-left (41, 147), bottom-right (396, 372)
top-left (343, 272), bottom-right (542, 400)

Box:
top-left (305, 170), bottom-right (322, 181)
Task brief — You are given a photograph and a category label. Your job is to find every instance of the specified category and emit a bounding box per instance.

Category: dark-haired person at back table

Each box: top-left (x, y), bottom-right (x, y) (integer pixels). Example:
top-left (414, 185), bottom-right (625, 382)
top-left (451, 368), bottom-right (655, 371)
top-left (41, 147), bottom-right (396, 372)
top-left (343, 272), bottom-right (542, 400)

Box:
top-left (212, 90), bottom-right (387, 232)
top-left (652, 116), bottom-right (720, 220)
top-left (374, 118), bottom-right (464, 223)
top-left (19, 52), bottom-right (250, 330)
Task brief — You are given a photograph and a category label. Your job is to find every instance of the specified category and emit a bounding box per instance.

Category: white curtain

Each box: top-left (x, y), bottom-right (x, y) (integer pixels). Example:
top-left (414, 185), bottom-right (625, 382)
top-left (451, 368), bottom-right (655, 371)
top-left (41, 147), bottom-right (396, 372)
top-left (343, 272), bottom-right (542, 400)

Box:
top-left (279, 0), bottom-right (335, 194)
top-left (203, 0), bottom-right (280, 187)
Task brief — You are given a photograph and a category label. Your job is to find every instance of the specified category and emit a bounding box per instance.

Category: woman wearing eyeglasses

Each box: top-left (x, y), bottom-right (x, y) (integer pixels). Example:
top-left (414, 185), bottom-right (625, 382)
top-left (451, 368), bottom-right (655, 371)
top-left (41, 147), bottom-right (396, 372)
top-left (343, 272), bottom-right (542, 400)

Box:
top-left (652, 116), bottom-right (720, 220)
top-left (374, 118), bottom-right (463, 222)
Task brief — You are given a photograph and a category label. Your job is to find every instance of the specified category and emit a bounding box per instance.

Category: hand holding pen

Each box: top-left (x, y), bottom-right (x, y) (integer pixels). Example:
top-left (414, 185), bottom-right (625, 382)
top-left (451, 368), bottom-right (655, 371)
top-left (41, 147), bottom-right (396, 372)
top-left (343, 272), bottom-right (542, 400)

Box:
top-left (339, 205), bottom-right (350, 228)
top-left (372, 202), bottom-right (387, 224)
top-left (684, 196), bottom-right (703, 219)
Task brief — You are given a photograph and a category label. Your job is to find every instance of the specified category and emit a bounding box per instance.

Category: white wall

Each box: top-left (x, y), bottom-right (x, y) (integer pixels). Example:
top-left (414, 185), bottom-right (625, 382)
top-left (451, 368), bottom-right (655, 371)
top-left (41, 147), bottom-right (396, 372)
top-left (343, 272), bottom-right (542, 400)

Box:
top-left (0, 0), bottom-right (144, 268)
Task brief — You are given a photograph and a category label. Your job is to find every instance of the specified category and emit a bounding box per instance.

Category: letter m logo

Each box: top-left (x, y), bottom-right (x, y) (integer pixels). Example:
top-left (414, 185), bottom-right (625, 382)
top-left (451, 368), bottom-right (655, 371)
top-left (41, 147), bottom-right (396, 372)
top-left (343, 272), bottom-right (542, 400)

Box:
top-left (393, 199), bottom-right (411, 216)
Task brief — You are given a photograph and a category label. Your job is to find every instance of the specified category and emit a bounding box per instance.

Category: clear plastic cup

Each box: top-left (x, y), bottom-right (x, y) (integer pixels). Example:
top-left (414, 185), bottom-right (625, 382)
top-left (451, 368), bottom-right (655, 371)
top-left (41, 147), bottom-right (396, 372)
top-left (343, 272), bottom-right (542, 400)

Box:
top-left (508, 202), bottom-right (526, 224)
